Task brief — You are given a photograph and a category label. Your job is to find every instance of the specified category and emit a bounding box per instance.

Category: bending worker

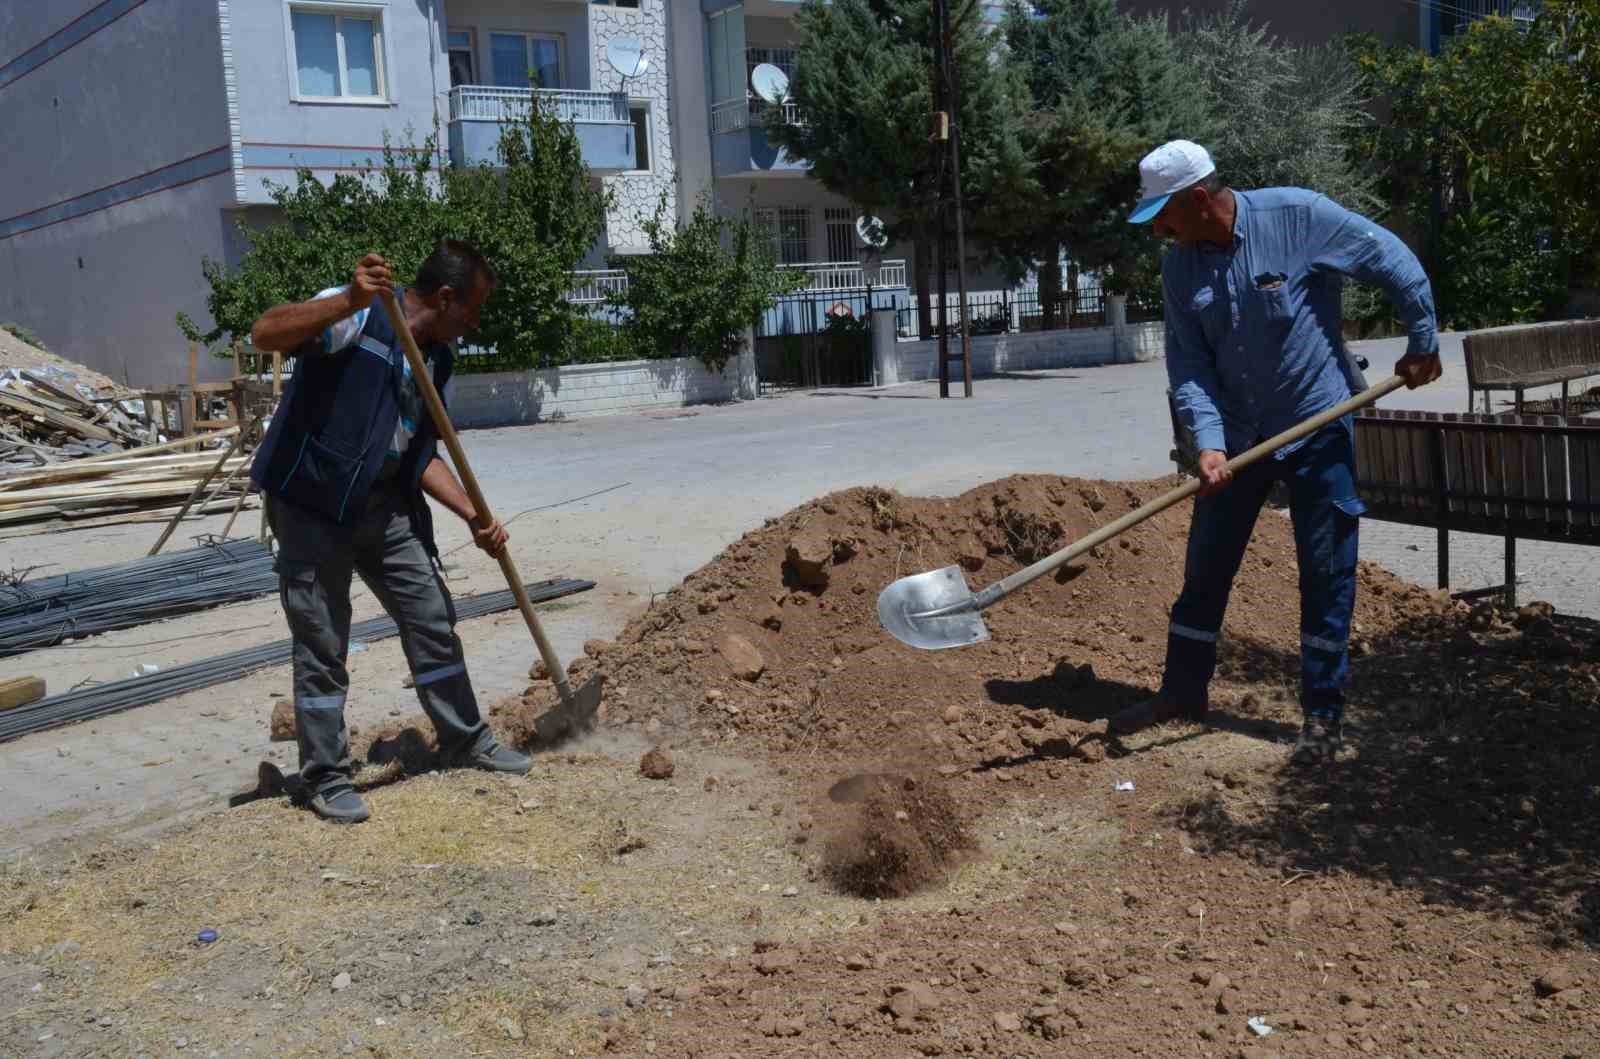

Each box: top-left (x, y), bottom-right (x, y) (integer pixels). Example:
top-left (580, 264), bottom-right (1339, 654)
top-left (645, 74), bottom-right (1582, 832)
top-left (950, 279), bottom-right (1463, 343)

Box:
top-left (249, 240), bottom-right (530, 823)
top-left (1113, 140), bottom-right (1442, 764)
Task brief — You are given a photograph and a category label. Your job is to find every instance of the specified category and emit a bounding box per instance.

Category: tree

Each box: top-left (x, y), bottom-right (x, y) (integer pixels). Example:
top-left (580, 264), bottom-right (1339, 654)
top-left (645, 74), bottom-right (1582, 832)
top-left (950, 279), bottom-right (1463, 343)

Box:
top-left (1350, 11), bottom-right (1575, 326)
top-left (1000, 0), bottom-right (1212, 325)
top-left (769, 0), bottom-right (1032, 334)
top-left (180, 97), bottom-right (611, 370)
top-left (610, 196), bottom-right (805, 370)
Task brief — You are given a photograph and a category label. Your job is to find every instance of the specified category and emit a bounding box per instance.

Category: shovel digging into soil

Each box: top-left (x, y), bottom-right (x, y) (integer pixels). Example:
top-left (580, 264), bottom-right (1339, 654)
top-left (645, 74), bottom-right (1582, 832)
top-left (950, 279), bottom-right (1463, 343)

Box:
top-left (379, 291), bottom-right (603, 743)
top-left (878, 374), bottom-right (1407, 650)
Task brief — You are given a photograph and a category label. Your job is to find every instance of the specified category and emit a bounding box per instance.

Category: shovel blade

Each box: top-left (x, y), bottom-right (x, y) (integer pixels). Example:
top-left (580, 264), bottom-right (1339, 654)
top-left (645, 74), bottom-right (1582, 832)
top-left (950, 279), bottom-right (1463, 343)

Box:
top-left (876, 564), bottom-right (990, 651)
top-left (533, 674), bottom-right (605, 747)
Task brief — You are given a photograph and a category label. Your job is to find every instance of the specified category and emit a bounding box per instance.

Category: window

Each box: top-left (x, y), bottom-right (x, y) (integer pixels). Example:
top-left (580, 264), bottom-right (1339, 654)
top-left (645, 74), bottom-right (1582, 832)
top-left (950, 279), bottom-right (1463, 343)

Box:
top-left (447, 28), bottom-right (475, 87)
top-left (489, 32), bottom-right (561, 89)
top-left (755, 208), bottom-right (779, 256)
top-left (591, 0), bottom-right (641, 7)
top-left (289, 6), bottom-right (386, 101)
top-left (825, 207), bottom-right (854, 262)
top-left (777, 207), bottom-right (810, 264)
top-left (628, 102), bottom-right (652, 172)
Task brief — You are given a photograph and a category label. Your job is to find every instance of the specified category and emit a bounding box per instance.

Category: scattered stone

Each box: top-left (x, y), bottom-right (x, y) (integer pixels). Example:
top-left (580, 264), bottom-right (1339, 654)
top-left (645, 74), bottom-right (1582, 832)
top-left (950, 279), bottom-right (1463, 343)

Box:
top-left (760, 606), bottom-right (784, 631)
top-left (331, 972), bottom-right (352, 992)
top-left (1536, 967), bottom-right (1579, 996)
top-left (528, 660), bottom-right (548, 681)
top-left (993, 1012), bottom-right (1023, 1033)
top-left (758, 1015), bottom-right (803, 1038)
top-left (784, 533), bottom-right (833, 588)
top-left (624, 984), bottom-right (649, 1009)
top-left (1188, 901), bottom-right (1207, 919)
top-left (781, 886), bottom-right (800, 897)
top-left (716, 633), bottom-right (766, 681)
top-left (846, 954), bottom-right (871, 971)
top-left (639, 747), bottom-right (675, 780)
top-left (1216, 989), bottom-right (1241, 1014)
top-left (1286, 897), bottom-right (1312, 930)
top-left (498, 1017), bottom-right (524, 1041)
top-left (753, 938), bottom-right (781, 953)
top-left (942, 704), bottom-right (964, 725)
top-left (270, 699), bottom-right (295, 742)
top-left (755, 951), bottom-right (796, 975)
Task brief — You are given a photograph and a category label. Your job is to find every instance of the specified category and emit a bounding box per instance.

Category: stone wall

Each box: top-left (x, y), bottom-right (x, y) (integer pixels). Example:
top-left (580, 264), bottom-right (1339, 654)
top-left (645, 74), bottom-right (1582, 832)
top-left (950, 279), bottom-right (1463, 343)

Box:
top-left (590, 0), bottom-right (675, 253)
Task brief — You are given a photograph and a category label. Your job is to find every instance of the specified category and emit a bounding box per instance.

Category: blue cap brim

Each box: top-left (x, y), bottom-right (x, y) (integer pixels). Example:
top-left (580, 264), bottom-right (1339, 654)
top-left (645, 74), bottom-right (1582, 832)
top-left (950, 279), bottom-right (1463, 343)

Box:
top-left (1128, 193), bottom-right (1171, 224)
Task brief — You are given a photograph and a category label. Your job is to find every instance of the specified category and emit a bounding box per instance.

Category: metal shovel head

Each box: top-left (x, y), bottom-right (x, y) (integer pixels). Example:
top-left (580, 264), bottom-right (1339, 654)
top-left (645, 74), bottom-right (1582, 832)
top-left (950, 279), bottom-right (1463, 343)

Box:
top-left (876, 564), bottom-right (990, 651)
top-left (533, 674), bottom-right (606, 747)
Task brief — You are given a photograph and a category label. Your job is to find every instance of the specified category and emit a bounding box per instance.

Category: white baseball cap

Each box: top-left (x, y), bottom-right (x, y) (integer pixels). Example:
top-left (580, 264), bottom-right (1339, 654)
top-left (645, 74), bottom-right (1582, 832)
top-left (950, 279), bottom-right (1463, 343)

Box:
top-left (1128, 140), bottom-right (1216, 224)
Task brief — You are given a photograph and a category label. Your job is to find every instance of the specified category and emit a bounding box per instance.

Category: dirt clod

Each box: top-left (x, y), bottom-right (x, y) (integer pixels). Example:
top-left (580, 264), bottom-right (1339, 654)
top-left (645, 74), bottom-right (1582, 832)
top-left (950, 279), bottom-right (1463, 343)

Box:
top-left (639, 747), bottom-right (675, 780)
top-left (269, 700), bottom-right (295, 742)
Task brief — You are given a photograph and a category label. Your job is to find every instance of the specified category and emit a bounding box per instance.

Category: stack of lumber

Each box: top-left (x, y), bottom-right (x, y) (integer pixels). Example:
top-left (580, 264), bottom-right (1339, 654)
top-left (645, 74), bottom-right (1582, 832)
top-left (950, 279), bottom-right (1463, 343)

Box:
top-left (0, 368), bottom-right (148, 466)
top-left (0, 427), bottom-right (254, 528)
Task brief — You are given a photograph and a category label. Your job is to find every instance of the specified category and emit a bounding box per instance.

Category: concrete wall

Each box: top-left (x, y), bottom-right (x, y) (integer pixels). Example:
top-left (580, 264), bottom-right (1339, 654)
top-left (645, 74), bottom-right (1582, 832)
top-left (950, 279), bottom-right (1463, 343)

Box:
top-left (449, 349), bottom-right (758, 427)
top-left (668, 0), bottom-right (714, 220)
top-left (874, 320), bottom-right (1165, 387)
top-left (0, 0), bottom-right (235, 386)
top-left (229, 0), bottom-right (450, 204)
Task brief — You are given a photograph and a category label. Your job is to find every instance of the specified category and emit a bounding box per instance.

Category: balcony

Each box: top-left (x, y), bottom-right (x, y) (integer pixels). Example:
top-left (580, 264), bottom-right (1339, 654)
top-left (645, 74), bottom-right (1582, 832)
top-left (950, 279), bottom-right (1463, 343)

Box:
top-left (710, 96), bottom-right (807, 177)
top-left (447, 86), bottom-right (635, 172)
top-left (782, 259), bottom-right (907, 291)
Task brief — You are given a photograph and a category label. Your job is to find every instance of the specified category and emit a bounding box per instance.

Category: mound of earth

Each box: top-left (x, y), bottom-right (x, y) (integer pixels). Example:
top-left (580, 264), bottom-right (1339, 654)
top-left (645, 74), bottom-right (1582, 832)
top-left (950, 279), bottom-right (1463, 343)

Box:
top-left (492, 475), bottom-right (1459, 768)
top-left (0, 325), bottom-right (130, 396)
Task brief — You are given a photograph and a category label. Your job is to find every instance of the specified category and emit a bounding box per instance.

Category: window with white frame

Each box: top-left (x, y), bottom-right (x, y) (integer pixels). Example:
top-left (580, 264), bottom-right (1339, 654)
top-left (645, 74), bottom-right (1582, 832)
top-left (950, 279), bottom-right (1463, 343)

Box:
top-left (825, 207), bottom-right (854, 262)
top-left (628, 102), bottom-right (652, 172)
top-left (489, 32), bottom-right (562, 89)
top-left (289, 5), bottom-right (386, 101)
top-left (447, 28), bottom-right (475, 87)
top-left (777, 207), bottom-right (810, 264)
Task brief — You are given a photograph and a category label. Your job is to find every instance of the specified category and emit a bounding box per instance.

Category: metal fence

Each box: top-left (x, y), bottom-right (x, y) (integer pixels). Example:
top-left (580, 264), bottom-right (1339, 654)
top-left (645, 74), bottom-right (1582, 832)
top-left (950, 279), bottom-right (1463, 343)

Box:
top-left (448, 86), bottom-right (629, 124)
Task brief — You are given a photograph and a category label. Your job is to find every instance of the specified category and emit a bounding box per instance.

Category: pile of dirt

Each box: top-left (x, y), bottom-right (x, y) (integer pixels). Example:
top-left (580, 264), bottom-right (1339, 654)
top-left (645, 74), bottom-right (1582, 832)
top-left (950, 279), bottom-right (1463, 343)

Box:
top-left (492, 475), bottom-right (1457, 770)
top-left (820, 771), bottom-right (974, 899)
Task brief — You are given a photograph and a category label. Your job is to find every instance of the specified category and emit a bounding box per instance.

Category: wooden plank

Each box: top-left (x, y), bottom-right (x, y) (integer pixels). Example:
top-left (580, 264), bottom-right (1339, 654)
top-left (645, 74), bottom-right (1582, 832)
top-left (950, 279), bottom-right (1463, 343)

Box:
top-left (73, 425), bottom-right (239, 465)
top-left (0, 390), bottom-right (119, 443)
top-left (0, 450), bottom-right (243, 490)
top-left (0, 676), bottom-right (46, 711)
top-left (19, 371), bottom-right (97, 411)
top-left (1497, 417), bottom-right (1522, 525)
top-left (1440, 414), bottom-right (1466, 519)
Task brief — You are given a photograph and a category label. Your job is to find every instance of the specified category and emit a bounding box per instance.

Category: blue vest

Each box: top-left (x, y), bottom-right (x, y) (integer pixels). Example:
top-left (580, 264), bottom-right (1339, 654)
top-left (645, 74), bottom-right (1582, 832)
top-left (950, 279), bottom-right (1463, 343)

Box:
top-left (250, 291), bottom-right (453, 551)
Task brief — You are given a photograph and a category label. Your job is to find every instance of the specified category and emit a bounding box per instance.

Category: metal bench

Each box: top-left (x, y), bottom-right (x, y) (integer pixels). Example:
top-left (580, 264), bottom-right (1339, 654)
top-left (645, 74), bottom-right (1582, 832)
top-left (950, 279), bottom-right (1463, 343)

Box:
top-left (1463, 318), bottom-right (1600, 415)
top-left (1354, 408), bottom-right (1600, 606)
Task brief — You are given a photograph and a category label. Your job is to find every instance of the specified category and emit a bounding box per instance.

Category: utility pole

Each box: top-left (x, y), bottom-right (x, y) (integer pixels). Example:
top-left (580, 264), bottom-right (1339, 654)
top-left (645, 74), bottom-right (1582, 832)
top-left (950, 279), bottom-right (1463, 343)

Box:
top-left (930, 0), bottom-right (972, 398)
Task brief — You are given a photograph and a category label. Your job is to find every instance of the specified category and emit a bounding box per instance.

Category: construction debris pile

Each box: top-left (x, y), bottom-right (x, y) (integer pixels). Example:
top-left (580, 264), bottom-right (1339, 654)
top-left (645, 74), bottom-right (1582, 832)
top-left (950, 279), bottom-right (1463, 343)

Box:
top-left (0, 423), bottom-right (253, 528)
top-left (0, 538), bottom-right (279, 659)
top-left (0, 365), bottom-right (149, 465)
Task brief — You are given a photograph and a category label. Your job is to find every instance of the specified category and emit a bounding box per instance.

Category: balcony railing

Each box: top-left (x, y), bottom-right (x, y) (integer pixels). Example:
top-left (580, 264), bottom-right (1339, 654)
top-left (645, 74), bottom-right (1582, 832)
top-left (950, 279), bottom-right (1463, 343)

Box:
top-left (448, 86), bottom-right (629, 124)
top-left (568, 268), bottom-right (629, 304)
top-left (781, 259), bottom-right (907, 291)
top-left (710, 96), bottom-right (804, 134)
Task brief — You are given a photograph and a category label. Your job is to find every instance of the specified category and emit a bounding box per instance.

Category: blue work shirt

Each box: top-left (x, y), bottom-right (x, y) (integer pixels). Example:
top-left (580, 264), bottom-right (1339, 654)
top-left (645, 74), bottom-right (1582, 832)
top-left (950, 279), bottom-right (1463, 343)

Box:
top-left (1163, 187), bottom-right (1439, 457)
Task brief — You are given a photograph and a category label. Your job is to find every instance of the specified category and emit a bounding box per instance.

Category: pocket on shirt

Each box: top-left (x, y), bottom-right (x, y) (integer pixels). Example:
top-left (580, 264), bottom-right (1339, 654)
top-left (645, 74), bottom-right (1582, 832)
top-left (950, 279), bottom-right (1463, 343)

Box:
top-left (1249, 273), bottom-right (1294, 326)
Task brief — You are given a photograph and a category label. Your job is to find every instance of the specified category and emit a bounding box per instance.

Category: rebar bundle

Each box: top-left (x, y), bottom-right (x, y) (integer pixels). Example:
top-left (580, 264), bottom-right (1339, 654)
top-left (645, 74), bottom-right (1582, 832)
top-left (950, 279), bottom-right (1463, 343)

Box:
top-left (0, 577), bottom-right (593, 743)
top-left (0, 538), bottom-right (277, 658)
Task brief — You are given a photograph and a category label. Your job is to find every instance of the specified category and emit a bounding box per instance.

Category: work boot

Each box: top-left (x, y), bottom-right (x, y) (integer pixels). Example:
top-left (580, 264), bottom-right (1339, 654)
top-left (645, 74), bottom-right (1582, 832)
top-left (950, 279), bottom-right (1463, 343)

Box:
top-left (451, 738), bottom-right (532, 776)
top-left (1108, 694), bottom-right (1205, 736)
top-left (308, 783), bottom-right (370, 824)
top-left (1290, 717), bottom-right (1343, 766)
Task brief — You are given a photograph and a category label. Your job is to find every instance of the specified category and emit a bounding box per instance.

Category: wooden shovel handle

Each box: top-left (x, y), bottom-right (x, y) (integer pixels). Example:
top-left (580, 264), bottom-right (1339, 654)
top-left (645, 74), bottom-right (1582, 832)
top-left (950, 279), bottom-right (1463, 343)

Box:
top-left (378, 291), bottom-right (576, 702)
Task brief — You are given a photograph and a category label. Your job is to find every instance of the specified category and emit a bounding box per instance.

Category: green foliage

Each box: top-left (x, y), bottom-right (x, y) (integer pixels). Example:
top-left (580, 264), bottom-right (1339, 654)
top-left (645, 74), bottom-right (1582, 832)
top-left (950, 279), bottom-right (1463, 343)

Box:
top-left (609, 196), bottom-right (804, 372)
top-left (998, 0), bottom-right (1212, 306)
top-left (770, 0), bottom-right (1032, 262)
top-left (181, 97), bottom-right (610, 370)
top-left (1, 323), bottom-right (47, 351)
top-left (1350, 8), bottom-right (1582, 325)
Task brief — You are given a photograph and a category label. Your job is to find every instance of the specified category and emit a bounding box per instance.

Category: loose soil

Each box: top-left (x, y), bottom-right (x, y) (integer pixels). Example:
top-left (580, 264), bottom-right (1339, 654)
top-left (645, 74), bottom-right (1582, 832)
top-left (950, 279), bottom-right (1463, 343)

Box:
top-left (3, 475), bottom-right (1597, 1058)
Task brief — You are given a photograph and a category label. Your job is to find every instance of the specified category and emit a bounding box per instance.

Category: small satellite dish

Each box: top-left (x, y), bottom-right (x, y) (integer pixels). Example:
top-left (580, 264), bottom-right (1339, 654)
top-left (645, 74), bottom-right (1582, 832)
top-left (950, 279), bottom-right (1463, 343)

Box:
top-left (605, 37), bottom-right (649, 79)
top-left (855, 215), bottom-right (888, 248)
top-left (750, 63), bottom-right (789, 105)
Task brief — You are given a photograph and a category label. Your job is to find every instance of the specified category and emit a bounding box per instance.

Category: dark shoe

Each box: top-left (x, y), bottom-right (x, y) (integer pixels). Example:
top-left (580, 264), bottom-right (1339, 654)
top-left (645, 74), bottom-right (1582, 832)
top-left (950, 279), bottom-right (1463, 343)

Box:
top-left (1109, 694), bottom-right (1205, 736)
top-left (308, 784), bottom-right (370, 824)
top-left (1290, 717), bottom-right (1343, 766)
top-left (451, 739), bottom-right (532, 776)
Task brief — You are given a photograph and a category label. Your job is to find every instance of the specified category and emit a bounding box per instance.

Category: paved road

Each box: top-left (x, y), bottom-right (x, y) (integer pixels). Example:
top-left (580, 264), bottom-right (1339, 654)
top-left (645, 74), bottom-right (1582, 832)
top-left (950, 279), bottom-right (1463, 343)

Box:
top-left (4, 332), bottom-right (1594, 854)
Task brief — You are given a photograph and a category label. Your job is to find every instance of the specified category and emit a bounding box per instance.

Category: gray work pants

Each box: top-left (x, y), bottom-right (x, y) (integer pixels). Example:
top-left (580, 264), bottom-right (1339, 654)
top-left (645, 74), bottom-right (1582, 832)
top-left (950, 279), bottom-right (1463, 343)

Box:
top-left (268, 490), bottom-right (490, 794)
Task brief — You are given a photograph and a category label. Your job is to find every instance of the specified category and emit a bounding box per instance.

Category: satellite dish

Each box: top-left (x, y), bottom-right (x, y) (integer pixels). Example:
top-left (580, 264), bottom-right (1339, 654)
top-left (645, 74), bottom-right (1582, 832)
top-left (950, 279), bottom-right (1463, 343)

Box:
top-left (605, 37), bottom-right (649, 79)
top-left (750, 63), bottom-right (790, 105)
top-left (855, 215), bottom-right (888, 249)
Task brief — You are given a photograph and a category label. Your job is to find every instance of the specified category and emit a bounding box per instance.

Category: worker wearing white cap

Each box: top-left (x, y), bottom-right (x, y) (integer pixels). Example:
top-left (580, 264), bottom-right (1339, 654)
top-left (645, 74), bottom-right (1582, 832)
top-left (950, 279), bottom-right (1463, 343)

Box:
top-left (1113, 139), bottom-right (1443, 765)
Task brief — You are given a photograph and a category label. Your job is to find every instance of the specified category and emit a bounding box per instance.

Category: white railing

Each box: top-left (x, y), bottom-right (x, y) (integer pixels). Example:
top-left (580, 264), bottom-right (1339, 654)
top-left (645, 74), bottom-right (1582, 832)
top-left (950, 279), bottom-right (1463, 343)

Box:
top-left (568, 268), bottom-right (629, 304)
top-left (710, 96), bottom-right (805, 134)
top-left (781, 259), bottom-right (908, 291)
top-left (448, 86), bottom-right (629, 124)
